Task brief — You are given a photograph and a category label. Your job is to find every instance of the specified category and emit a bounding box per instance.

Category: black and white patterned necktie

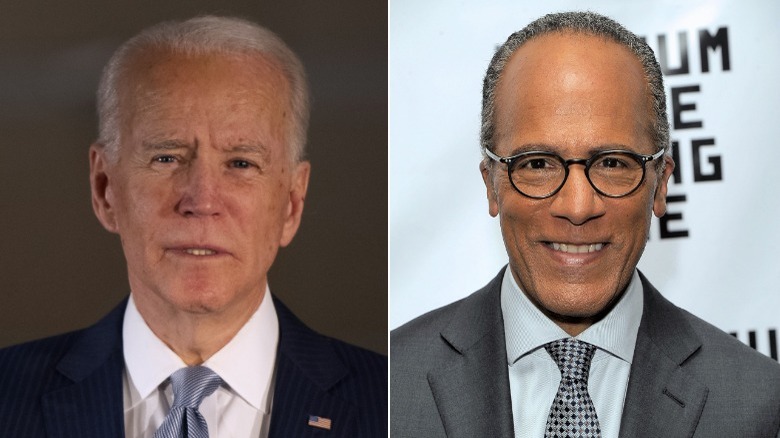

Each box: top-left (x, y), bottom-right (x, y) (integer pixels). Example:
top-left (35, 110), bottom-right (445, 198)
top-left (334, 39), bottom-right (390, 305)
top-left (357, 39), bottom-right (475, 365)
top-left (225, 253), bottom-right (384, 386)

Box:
top-left (153, 366), bottom-right (223, 438)
top-left (544, 338), bottom-right (601, 437)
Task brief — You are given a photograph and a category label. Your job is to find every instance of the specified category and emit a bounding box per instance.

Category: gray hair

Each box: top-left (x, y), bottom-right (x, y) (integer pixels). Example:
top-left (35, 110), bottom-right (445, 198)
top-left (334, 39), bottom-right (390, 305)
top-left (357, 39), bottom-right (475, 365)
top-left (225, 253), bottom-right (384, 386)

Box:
top-left (481, 11), bottom-right (670, 169)
top-left (97, 15), bottom-right (310, 162)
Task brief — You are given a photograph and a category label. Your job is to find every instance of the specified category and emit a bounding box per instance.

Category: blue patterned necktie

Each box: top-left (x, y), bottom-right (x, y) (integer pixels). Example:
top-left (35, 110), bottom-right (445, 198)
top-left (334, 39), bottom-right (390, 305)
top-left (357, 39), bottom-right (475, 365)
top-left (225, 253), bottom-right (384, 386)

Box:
top-left (544, 338), bottom-right (601, 437)
top-left (153, 366), bottom-right (223, 438)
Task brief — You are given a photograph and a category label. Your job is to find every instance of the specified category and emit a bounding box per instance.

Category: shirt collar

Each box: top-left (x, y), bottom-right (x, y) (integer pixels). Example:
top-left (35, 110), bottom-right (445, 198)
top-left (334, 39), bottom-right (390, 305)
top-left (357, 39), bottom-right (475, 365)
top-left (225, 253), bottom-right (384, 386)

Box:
top-left (501, 267), bottom-right (643, 365)
top-left (123, 287), bottom-right (279, 413)
top-left (204, 286), bottom-right (278, 413)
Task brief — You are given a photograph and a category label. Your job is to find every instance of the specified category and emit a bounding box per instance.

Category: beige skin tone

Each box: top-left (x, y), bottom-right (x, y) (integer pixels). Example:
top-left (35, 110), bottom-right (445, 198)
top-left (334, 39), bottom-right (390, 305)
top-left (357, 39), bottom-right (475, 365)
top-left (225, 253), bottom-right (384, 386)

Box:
top-left (482, 32), bottom-right (675, 336)
top-left (90, 50), bottom-right (310, 365)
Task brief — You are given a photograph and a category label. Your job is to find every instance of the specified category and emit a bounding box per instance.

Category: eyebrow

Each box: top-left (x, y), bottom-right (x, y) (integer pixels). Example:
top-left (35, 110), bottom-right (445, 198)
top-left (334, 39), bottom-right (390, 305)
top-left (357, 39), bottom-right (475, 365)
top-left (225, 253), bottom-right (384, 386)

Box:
top-left (224, 143), bottom-right (272, 163)
top-left (142, 139), bottom-right (190, 151)
top-left (140, 140), bottom-right (271, 159)
top-left (225, 143), bottom-right (269, 154)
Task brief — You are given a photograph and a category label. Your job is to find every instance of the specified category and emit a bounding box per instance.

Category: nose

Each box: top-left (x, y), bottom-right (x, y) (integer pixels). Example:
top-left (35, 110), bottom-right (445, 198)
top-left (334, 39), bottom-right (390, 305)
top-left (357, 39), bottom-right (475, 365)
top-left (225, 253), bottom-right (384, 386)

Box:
top-left (175, 158), bottom-right (223, 217)
top-left (548, 165), bottom-right (605, 225)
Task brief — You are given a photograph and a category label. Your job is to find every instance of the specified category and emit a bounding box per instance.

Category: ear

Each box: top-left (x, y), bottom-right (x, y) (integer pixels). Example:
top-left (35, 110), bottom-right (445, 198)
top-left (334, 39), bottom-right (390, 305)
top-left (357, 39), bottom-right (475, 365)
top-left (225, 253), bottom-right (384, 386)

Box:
top-left (481, 160), bottom-right (500, 217)
top-left (279, 160), bottom-right (311, 247)
top-left (89, 144), bottom-right (119, 233)
top-left (652, 155), bottom-right (675, 218)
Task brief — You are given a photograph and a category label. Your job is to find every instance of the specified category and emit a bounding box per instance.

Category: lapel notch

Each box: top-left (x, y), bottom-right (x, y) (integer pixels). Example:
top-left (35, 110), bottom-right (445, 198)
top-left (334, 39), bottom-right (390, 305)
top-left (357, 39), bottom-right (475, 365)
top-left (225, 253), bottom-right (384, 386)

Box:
top-left (619, 273), bottom-right (708, 437)
top-left (42, 300), bottom-right (127, 438)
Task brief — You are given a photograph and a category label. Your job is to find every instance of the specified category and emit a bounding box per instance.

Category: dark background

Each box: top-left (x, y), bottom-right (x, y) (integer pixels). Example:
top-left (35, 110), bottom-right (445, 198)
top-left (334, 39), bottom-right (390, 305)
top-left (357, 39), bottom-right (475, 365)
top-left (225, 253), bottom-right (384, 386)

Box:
top-left (0, 1), bottom-right (387, 354)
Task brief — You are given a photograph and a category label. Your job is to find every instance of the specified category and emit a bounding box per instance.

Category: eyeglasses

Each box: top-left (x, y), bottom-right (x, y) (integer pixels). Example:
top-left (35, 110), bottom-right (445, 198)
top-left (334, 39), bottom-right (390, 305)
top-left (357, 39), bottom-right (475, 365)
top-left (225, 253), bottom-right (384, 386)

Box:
top-left (483, 148), bottom-right (665, 199)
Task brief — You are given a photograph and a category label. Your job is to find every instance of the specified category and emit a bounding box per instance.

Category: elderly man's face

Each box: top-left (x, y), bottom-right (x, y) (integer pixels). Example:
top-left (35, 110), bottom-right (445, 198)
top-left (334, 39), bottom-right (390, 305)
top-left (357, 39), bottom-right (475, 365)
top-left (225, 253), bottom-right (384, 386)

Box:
top-left (482, 33), bottom-right (673, 330)
top-left (90, 51), bottom-right (309, 317)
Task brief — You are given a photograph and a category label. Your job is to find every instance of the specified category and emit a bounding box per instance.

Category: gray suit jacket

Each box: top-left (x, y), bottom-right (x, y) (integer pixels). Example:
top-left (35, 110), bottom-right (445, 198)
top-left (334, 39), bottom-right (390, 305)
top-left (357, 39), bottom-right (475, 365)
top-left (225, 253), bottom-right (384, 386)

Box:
top-left (391, 267), bottom-right (780, 437)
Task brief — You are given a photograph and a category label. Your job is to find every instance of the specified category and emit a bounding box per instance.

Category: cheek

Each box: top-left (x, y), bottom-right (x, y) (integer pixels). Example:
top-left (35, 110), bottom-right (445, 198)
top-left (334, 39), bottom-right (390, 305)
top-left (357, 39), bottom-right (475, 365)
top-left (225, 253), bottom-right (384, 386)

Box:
top-left (498, 199), bottom-right (542, 254)
top-left (499, 196), bottom-right (542, 230)
top-left (616, 194), bottom-right (655, 245)
top-left (244, 186), bottom-right (290, 242)
top-left (114, 178), bottom-right (172, 251)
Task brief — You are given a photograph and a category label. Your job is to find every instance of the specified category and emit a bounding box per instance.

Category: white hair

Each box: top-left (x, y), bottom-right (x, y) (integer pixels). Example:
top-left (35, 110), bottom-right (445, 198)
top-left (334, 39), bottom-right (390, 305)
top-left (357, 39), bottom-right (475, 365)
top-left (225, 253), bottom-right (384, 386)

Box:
top-left (96, 15), bottom-right (310, 162)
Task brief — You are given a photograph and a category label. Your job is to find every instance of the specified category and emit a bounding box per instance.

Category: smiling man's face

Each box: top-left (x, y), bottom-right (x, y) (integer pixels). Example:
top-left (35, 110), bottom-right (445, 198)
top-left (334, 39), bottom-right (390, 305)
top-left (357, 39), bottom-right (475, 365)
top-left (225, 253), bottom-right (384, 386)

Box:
top-left (482, 32), bottom-right (673, 334)
top-left (90, 50), bottom-right (309, 319)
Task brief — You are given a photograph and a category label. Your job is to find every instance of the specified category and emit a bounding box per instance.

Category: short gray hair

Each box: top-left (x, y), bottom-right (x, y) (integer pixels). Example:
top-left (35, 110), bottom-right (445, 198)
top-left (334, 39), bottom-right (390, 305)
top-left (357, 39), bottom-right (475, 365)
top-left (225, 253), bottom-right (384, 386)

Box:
top-left (97, 15), bottom-right (310, 162)
top-left (481, 11), bottom-right (669, 167)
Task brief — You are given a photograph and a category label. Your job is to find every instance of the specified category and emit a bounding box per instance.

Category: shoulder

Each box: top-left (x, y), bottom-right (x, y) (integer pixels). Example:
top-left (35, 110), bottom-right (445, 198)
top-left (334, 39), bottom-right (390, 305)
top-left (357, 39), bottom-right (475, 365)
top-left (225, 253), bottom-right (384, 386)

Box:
top-left (272, 295), bottom-right (387, 397)
top-left (389, 296), bottom-right (468, 430)
top-left (272, 297), bottom-right (386, 434)
top-left (329, 336), bottom-right (387, 374)
top-left (391, 268), bottom-right (504, 364)
top-left (0, 330), bottom-right (81, 384)
top-left (677, 308), bottom-right (780, 431)
top-left (325, 336), bottom-right (387, 403)
top-left (390, 270), bottom-right (505, 438)
top-left (640, 277), bottom-right (780, 424)
top-left (0, 296), bottom-right (125, 397)
top-left (641, 276), bottom-right (780, 381)
top-left (680, 307), bottom-right (780, 381)
top-left (391, 296), bottom-right (467, 351)
top-left (0, 330), bottom-right (84, 432)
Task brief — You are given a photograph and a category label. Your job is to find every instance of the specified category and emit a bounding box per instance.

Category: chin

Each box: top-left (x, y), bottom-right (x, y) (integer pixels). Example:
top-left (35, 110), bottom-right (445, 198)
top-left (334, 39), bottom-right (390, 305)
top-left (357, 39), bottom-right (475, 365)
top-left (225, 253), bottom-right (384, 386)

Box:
top-left (539, 282), bottom-right (618, 317)
top-left (164, 282), bottom-right (236, 314)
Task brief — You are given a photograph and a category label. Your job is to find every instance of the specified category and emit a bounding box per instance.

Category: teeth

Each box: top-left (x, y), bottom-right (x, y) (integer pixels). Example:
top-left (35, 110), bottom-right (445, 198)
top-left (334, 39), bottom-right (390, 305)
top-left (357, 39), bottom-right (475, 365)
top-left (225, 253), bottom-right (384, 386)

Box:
top-left (550, 243), bottom-right (604, 254)
top-left (185, 248), bottom-right (216, 256)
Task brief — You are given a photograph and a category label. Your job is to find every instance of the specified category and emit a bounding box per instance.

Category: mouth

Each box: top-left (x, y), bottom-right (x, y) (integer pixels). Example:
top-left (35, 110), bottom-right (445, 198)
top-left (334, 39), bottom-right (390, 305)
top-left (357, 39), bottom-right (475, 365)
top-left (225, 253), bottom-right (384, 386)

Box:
top-left (167, 245), bottom-right (229, 257)
top-left (544, 242), bottom-right (606, 254)
top-left (184, 248), bottom-right (218, 256)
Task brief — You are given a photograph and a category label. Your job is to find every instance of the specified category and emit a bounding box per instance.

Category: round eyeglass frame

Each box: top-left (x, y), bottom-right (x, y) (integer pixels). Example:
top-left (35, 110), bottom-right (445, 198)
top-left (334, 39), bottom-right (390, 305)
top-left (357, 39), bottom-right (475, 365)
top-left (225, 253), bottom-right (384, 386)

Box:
top-left (483, 147), bottom-right (666, 199)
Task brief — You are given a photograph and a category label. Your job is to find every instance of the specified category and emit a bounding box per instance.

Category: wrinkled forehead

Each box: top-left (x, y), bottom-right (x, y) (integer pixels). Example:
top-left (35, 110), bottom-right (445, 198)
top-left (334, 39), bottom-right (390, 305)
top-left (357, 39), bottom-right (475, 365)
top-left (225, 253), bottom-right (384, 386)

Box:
top-left (118, 47), bottom-right (292, 122)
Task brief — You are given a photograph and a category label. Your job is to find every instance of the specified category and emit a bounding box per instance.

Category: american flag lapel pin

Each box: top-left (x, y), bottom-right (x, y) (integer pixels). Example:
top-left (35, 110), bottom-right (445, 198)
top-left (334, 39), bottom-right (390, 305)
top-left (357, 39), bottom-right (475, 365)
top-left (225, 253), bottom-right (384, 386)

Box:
top-left (308, 415), bottom-right (332, 430)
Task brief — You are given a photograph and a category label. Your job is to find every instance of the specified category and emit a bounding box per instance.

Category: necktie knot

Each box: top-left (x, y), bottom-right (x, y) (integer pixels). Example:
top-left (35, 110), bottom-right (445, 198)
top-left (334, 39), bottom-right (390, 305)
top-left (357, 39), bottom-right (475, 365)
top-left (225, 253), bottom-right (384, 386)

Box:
top-left (544, 338), bottom-right (596, 382)
top-left (169, 366), bottom-right (223, 409)
top-left (153, 366), bottom-right (222, 438)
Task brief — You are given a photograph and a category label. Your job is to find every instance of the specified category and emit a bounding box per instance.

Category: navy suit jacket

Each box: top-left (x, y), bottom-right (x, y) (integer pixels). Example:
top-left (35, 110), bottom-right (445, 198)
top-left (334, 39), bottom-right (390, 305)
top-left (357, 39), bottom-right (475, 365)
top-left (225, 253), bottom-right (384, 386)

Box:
top-left (0, 296), bottom-right (387, 437)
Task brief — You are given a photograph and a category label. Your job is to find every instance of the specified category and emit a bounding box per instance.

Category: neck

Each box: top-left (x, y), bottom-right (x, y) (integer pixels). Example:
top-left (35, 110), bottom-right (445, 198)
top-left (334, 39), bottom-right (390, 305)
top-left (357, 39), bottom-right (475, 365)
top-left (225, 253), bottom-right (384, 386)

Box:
top-left (132, 290), bottom-right (264, 366)
top-left (555, 319), bottom-right (594, 337)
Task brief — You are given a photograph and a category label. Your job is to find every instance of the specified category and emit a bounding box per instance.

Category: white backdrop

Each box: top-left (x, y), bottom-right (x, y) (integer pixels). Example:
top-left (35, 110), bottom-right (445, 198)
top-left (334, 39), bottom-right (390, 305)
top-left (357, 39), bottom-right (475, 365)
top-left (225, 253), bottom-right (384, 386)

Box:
top-left (390, 0), bottom-right (780, 359)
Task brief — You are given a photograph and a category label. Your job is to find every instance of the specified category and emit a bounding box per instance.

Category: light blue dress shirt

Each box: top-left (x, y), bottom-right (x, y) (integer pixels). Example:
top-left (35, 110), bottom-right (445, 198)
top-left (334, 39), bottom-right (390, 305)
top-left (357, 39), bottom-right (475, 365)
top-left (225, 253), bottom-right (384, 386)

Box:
top-left (501, 267), bottom-right (643, 438)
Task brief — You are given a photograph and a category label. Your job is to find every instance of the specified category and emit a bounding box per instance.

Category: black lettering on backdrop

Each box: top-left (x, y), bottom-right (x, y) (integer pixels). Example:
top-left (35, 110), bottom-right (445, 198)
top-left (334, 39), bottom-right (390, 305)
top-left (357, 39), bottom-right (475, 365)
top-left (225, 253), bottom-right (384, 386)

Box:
top-left (692, 138), bottom-right (723, 181)
top-left (670, 139), bottom-right (724, 185)
top-left (671, 141), bottom-right (682, 183)
top-left (656, 27), bottom-right (731, 74)
top-left (658, 31), bottom-right (689, 75)
top-left (699, 27), bottom-right (731, 72)
top-left (660, 195), bottom-right (689, 239)
top-left (645, 26), bottom-right (730, 240)
top-left (671, 85), bottom-right (703, 129)
top-left (730, 329), bottom-right (779, 361)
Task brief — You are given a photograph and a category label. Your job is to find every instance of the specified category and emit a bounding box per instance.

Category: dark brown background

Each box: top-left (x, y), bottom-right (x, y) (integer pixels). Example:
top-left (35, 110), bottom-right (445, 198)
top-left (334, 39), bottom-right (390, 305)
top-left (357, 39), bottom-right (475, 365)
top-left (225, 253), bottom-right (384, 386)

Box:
top-left (0, 1), bottom-right (387, 354)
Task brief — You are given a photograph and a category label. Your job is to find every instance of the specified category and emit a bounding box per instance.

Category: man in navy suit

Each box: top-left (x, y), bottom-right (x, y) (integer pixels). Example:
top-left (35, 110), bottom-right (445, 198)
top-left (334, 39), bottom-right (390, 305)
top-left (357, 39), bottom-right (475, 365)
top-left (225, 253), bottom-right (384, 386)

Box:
top-left (0, 16), bottom-right (385, 437)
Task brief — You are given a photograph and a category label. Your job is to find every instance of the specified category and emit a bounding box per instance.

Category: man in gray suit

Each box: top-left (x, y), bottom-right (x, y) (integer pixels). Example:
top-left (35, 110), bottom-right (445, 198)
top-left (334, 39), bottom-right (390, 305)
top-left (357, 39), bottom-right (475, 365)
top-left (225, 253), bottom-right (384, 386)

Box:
top-left (391, 11), bottom-right (780, 438)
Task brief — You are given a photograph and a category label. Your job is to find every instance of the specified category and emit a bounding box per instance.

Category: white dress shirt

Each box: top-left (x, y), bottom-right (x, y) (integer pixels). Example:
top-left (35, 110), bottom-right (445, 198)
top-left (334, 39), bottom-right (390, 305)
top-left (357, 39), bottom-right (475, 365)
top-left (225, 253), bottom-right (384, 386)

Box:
top-left (502, 267), bottom-right (643, 438)
top-left (122, 287), bottom-right (279, 438)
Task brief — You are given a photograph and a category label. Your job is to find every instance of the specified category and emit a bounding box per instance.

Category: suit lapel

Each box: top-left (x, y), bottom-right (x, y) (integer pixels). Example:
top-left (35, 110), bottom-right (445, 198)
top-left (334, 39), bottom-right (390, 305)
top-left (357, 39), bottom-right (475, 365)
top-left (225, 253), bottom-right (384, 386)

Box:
top-left (269, 298), bottom-right (357, 438)
top-left (41, 300), bottom-right (127, 438)
top-left (427, 269), bottom-right (514, 438)
top-left (619, 273), bottom-right (707, 437)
